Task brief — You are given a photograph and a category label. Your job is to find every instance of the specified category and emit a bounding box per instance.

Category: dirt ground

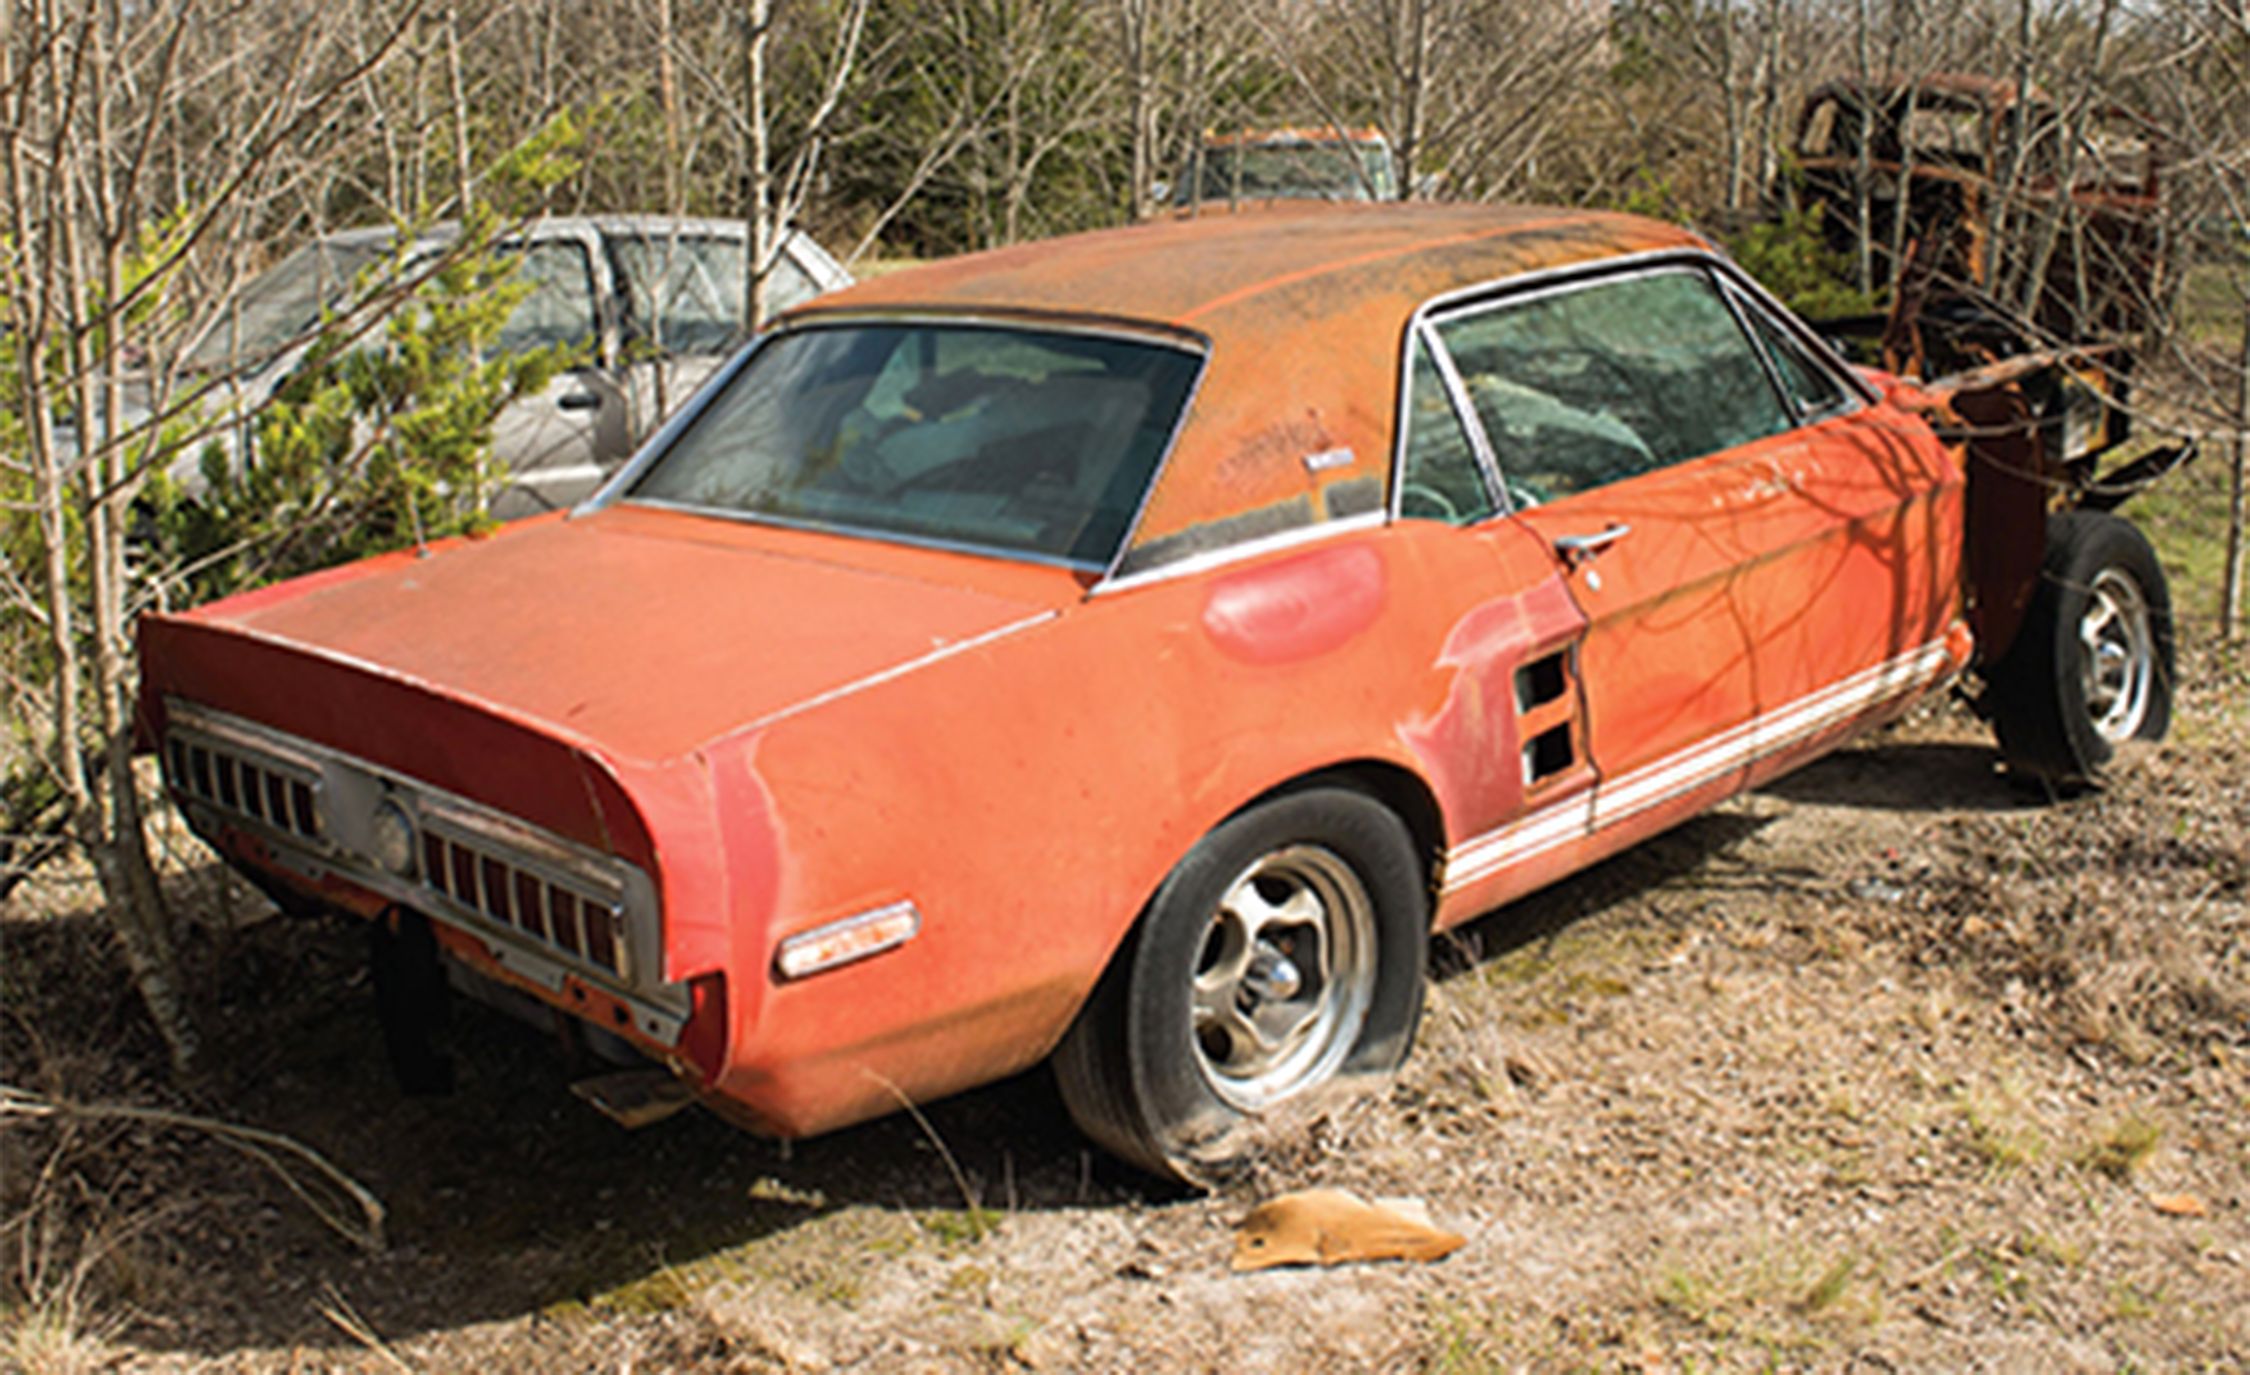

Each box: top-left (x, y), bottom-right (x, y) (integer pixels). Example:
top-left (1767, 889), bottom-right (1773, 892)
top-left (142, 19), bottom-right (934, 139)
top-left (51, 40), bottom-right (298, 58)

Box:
top-left (4, 644), bottom-right (2245, 1374)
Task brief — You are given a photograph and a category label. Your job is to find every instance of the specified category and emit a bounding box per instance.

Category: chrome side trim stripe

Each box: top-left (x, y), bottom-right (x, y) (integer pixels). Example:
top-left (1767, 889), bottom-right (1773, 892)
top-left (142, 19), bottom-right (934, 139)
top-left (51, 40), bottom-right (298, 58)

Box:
top-left (1443, 638), bottom-right (1956, 892)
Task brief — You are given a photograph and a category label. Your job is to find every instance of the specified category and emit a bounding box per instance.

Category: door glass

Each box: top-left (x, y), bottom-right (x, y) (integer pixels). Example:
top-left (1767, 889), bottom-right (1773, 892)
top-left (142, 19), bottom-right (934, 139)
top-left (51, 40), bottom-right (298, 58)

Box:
top-left (1434, 269), bottom-right (1793, 504)
top-left (1398, 336), bottom-right (1494, 523)
top-left (495, 240), bottom-right (599, 355)
top-left (1739, 296), bottom-right (1852, 417)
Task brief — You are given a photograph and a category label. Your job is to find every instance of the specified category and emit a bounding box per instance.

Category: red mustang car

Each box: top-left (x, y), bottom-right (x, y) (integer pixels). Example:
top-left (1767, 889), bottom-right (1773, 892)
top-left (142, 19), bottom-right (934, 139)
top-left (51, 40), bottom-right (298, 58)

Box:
top-left (139, 204), bottom-right (2172, 1179)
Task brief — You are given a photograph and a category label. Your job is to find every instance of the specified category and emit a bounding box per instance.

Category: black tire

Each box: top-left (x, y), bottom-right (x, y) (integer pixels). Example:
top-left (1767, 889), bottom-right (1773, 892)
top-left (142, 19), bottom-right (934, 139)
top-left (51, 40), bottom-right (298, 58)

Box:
top-left (1988, 510), bottom-right (2174, 789)
top-left (1052, 787), bottom-right (1427, 1182)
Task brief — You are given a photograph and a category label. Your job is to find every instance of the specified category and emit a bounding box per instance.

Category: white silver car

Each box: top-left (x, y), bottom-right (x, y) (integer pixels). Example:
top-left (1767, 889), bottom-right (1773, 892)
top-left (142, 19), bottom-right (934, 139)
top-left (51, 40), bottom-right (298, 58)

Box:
top-left (175, 216), bottom-right (851, 516)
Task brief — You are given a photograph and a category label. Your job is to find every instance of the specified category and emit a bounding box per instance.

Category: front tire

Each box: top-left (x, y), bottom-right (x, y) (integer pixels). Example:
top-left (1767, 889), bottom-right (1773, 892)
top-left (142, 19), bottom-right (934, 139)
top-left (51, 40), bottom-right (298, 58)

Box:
top-left (1988, 510), bottom-right (2174, 788)
top-left (1053, 787), bottom-right (1427, 1181)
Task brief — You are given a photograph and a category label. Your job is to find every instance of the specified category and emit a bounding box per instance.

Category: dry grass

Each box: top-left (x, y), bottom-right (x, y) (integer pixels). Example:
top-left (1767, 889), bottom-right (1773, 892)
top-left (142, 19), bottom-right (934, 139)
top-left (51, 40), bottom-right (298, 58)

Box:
top-left (2, 644), bottom-right (2245, 1372)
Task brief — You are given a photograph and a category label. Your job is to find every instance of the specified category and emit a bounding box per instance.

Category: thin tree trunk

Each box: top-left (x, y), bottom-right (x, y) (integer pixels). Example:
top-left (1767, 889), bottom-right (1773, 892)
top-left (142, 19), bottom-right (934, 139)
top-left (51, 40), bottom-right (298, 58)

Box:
top-left (2226, 292), bottom-right (2249, 641)
top-left (445, 4), bottom-right (473, 215)
top-left (1720, 4), bottom-right (1743, 211)
top-left (1124, 0), bottom-right (1154, 220)
top-left (1852, 0), bottom-right (1875, 295)
top-left (1988, 0), bottom-right (2037, 295)
top-left (1399, 0), bottom-right (1429, 200)
top-left (743, 0), bottom-right (773, 331)
top-left (74, 3), bottom-right (200, 1075)
top-left (658, 0), bottom-right (682, 217)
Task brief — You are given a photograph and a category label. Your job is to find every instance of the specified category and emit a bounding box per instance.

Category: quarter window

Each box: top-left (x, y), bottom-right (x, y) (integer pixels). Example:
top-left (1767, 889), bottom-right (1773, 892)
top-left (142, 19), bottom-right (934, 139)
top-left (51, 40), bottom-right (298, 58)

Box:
top-left (1737, 294), bottom-right (1852, 417)
top-left (1432, 269), bottom-right (1793, 504)
top-left (1399, 336), bottom-right (1495, 524)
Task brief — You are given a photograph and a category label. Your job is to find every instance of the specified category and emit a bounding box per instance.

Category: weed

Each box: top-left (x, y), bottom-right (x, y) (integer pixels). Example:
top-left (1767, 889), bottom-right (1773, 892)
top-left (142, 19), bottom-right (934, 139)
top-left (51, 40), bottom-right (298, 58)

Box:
top-left (594, 1265), bottom-right (694, 1316)
top-left (1422, 1296), bottom-right (1503, 1373)
top-left (2015, 1230), bottom-right (2087, 1271)
top-left (1956, 1082), bottom-right (2048, 1174)
top-left (943, 1262), bottom-right (993, 1296)
top-left (2075, 1116), bottom-right (2163, 1181)
top-left (2110, 1278), bottom-right (2166, 1322)
top-left (1797, 1254), bottom-right (1858, 1314)
top-left (1972, 1247), bottom-right (2036, 1311)
top-left (1649, 1236), bottom-right (1865, 1351)
top-left (919, 1207), bottom-right (1001, 1249)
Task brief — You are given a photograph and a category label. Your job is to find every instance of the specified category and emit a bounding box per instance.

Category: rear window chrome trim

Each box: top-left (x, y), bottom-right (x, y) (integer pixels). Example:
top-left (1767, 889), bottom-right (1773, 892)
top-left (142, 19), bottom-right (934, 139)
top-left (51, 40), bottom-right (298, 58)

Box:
top-left (621, 495), bottom-right (1109, 572)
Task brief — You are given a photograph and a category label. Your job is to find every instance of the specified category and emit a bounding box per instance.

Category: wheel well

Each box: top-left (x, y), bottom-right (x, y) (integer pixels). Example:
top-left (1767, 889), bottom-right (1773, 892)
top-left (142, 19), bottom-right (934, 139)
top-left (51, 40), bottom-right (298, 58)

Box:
top-left (1241, 760), bottom-right (1446, 901)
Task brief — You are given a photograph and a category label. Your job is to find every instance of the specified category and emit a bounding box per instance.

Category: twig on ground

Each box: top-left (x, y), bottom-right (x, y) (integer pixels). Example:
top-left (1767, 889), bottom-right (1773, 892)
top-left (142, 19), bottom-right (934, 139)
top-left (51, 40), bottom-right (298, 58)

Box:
top-left (0, 1084), bottom-right (386, 1252)
top-left (862, 1070), bottom-right (986, 1231)
top-left (316, 1282), bottom-right (415, 1373)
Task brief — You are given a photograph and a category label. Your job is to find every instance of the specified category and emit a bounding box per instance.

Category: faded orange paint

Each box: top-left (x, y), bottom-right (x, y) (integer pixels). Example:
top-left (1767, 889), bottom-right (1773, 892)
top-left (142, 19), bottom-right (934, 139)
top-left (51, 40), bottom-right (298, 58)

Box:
top-left (138, 205), bottom-right (1985, 1145)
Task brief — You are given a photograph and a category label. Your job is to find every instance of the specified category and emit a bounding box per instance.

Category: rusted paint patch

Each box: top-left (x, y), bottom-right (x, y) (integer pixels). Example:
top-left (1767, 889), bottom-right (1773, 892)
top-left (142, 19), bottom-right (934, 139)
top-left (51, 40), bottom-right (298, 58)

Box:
top-left (1113, 497), bottom-right (1317, 577)
top-left (1324, 476), bottom-right (1384, 518)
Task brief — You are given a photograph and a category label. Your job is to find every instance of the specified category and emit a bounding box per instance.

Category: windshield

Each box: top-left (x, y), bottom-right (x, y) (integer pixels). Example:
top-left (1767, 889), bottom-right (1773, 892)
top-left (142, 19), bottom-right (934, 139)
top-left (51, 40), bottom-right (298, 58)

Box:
top-left (1177, 141), bottom-right (1396, 204)
top-left (180, 239), bottom-right (388, 374)
top-left (628, 323), bottom-right (1202, 566)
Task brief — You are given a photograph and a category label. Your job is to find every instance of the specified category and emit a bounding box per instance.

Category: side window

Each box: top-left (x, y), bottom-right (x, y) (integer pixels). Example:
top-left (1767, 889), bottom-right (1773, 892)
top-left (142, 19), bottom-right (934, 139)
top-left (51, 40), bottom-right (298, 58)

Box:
top-left (1735, 292), bottom-right (1853, 417)
top-left (496, 240), bottom-right (599, 355)
top-left (764, 249), bottom-right (819, 315)
top-left (1399, 335), bottom-right (1495, 523)
top-left (1433, 269), bottom-right (1792, 504)
top-left (614, 234), bottom-right (740, 354)
top-left (614, 235), bottom-right (821, 355)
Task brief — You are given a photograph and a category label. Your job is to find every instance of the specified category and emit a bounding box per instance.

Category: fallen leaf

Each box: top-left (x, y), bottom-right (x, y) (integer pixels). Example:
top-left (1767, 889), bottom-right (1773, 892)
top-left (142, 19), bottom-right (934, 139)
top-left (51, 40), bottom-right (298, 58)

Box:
top-left (1231, 1188), bottom-right (1466, 1271)
top-left (2148, 1192), bottom-right (2208, 1218)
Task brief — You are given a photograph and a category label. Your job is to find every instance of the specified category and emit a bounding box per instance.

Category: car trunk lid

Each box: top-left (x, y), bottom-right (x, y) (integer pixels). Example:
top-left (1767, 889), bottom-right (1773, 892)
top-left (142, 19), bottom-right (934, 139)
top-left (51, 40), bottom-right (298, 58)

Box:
top-left (160, 504), bottom-right (1076, 765)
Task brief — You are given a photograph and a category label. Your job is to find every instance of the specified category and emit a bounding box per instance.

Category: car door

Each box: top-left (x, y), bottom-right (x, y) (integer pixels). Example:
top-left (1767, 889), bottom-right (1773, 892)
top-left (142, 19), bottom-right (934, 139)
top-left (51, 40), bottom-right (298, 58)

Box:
top-left (488, 229), bottom-right (629, 518)
top-left (1416, 260), bottom-right (1954, 844)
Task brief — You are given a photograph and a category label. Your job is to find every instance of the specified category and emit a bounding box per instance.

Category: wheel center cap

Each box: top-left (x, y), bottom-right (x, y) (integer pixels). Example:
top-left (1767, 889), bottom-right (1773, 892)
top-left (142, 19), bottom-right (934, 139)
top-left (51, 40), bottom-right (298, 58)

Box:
top-left (1244, 944), bottom-right (1303, 1002)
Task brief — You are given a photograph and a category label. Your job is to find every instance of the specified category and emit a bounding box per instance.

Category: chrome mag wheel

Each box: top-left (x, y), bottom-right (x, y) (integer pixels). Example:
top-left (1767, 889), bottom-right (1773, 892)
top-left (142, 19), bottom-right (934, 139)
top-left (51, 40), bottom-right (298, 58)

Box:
top-left (2079, 566), bottom-right (2155, 744)
top-left (1191, 843), bottom-right (1375, 1111)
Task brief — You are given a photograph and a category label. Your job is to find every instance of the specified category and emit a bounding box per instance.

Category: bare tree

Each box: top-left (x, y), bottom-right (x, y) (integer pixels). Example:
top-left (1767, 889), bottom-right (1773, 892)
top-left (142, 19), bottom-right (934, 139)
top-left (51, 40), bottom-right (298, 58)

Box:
top-left (2, 0), bottom-right (424, 1069)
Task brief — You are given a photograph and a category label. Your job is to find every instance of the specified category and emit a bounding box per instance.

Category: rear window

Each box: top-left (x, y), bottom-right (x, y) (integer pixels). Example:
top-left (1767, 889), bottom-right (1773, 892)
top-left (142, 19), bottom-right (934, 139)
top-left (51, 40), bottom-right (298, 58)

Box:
top-left (629, 323), bottom-right (1201, 566)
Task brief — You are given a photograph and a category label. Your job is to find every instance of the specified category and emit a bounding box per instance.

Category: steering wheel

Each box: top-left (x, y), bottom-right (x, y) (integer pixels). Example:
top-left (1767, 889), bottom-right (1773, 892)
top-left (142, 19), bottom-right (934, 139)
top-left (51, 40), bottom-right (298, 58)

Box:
top-left (1399, 480), bottom-right (1461, 522)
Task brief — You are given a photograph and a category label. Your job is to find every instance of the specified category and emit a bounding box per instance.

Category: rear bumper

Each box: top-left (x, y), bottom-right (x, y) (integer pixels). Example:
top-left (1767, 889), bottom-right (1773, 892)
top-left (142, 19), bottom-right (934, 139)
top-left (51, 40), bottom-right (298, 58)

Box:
top-left (162, 697), bottom-right (694, 1053)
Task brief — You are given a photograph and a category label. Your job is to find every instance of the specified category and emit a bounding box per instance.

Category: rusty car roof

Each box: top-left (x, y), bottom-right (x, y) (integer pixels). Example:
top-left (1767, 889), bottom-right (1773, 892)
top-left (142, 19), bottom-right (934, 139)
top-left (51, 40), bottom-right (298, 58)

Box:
top-left (793, 204), bottom-right (1706, 576)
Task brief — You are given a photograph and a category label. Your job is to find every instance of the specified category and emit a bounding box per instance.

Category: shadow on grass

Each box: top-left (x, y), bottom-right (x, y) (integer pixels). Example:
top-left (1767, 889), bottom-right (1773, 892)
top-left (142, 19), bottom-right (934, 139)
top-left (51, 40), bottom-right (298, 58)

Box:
top-left (1430, 732), bottom-right (2033, 981)
top-left (1, 730), bottom-right (2039, 1359)
top-left (0, 896), bottom-right (1178, 1361)
top-left (1431, 808), bottom-right (1779, 981)
top-left (1757, 739), bottom-right (2038, 814)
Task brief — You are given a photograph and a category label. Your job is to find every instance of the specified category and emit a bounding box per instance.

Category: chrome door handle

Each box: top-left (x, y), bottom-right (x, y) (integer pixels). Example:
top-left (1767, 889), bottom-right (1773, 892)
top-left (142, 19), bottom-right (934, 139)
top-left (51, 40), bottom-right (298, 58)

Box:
top-left (1554, 523), bottom-right (1631, 568)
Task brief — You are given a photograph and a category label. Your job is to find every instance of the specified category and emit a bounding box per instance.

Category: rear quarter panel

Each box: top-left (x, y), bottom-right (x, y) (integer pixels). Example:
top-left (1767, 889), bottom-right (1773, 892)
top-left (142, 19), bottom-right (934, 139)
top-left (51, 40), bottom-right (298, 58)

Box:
top-left (704, 520), bottom-right (1577, 1134)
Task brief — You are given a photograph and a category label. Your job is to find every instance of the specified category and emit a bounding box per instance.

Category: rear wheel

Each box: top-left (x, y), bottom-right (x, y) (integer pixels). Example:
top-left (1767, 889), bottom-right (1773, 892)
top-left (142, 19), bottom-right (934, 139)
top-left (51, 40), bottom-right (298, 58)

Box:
top-left (1053, 787), bottom-right (1427, 1181)
top-left (1988, 510), bottom-right (2173, 788)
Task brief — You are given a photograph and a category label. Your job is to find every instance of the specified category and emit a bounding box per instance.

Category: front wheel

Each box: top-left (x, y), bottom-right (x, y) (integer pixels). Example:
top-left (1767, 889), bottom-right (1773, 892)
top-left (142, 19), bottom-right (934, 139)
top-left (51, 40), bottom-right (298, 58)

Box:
top-left (1987, 510), bottom-right (2174, 788)
top-left (1052, 787), bottom-right (1427, 1181)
